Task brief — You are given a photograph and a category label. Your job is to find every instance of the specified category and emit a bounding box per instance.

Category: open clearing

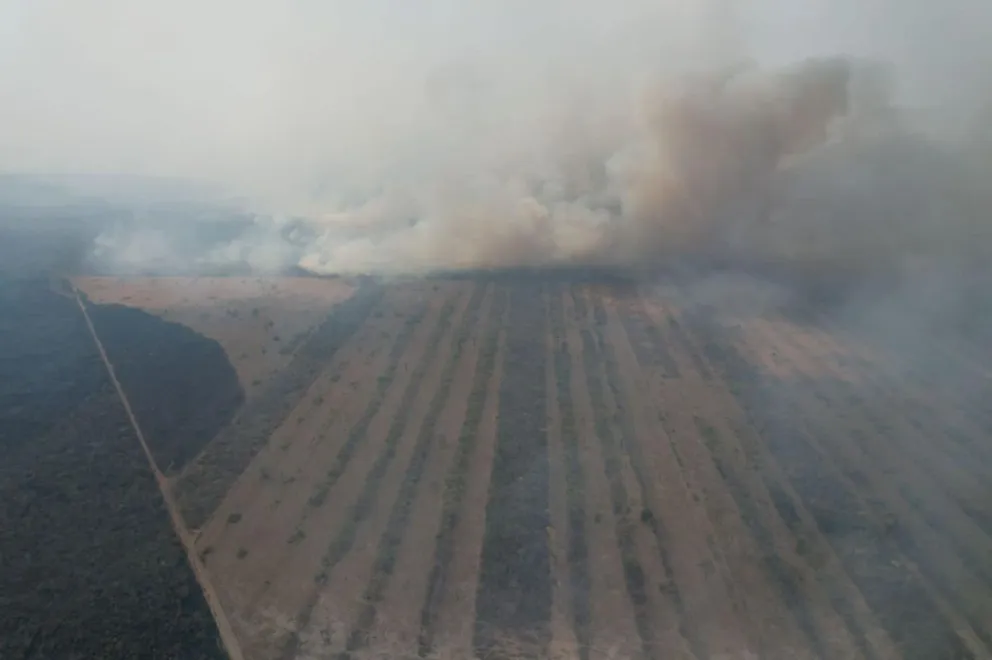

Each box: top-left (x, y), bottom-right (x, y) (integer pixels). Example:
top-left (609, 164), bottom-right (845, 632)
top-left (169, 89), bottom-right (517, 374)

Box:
top-left (87, 274), bottom-right (992, 660)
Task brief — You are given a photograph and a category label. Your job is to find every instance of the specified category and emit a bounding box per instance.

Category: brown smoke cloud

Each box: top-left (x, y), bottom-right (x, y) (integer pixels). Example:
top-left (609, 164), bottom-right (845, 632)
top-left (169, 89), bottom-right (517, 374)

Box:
top-left (294, 56), bottom-right (882, 275)
top-left (610, 57), bottom-right (853, 264)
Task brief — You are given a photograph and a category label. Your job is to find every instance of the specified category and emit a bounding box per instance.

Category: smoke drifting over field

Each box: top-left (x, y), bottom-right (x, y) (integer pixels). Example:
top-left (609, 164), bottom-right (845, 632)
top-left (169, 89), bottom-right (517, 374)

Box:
top-left (297, 55), bottom-right (858, 274)
top-left (6, 7), bottom-right (992, 655)
top-left (2, 0), bottom-right (991, 279)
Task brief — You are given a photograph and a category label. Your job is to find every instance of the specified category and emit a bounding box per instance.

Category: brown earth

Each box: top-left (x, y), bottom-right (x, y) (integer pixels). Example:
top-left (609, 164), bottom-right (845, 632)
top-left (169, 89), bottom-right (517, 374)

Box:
top-left (86, 274), bottom-right (992, 660)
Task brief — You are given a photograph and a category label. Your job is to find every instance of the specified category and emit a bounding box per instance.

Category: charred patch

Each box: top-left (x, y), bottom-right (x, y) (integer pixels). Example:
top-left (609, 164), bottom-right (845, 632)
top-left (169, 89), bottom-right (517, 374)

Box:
top-left (689, 311), bottom-right (976, 660)
top-left (278, 293), bottom-right (461, 660)
top-left (547, 288), bottom-right (592, 660)
top-left (419, 287), bottom-right (506, 656)
top-left (473, 284), bottom-right (553, 658)
top-left (342, 285), bottom-right (487, 658)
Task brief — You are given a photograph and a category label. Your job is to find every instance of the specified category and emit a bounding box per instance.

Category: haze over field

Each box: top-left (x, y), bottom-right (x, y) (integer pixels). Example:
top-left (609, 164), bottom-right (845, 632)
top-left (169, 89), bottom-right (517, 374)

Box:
top-left (2, 0), bottom-right (991, 276)
top-left (5, 5), bottom-right (992, 658)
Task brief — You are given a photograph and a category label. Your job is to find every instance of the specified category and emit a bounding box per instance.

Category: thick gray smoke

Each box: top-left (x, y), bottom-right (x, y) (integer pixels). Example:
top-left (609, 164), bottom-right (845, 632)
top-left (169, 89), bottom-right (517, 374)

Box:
top-left (2, 0), bottom-right (991, 277)
top-left (294, 55), bottom-right (857, 274)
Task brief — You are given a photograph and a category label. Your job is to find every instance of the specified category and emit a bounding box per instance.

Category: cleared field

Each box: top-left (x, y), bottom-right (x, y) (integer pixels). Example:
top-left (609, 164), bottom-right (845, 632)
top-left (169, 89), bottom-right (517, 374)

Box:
top-left (74, 275), bottom-right (354, 392)
top-left (91, 275), bottom-right (992, 660)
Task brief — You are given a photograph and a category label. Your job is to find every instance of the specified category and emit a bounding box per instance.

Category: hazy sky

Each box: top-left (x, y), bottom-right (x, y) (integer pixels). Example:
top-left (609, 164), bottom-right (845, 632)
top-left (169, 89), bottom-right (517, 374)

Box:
top-left (1, 0), bottom-right (989, 212)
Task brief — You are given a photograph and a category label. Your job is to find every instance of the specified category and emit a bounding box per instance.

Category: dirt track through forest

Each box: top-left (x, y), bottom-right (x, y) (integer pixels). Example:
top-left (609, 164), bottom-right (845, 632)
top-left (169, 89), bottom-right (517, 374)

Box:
top-left (89, 275), bottom-right (992, 660)
top-left (72, 285), bottom-right (247, 660)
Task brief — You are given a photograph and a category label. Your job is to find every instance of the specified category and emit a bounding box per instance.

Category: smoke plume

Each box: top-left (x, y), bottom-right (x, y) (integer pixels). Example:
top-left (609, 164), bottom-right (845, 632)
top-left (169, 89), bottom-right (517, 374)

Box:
top-left (1, 0), bottom-right (990, 278)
